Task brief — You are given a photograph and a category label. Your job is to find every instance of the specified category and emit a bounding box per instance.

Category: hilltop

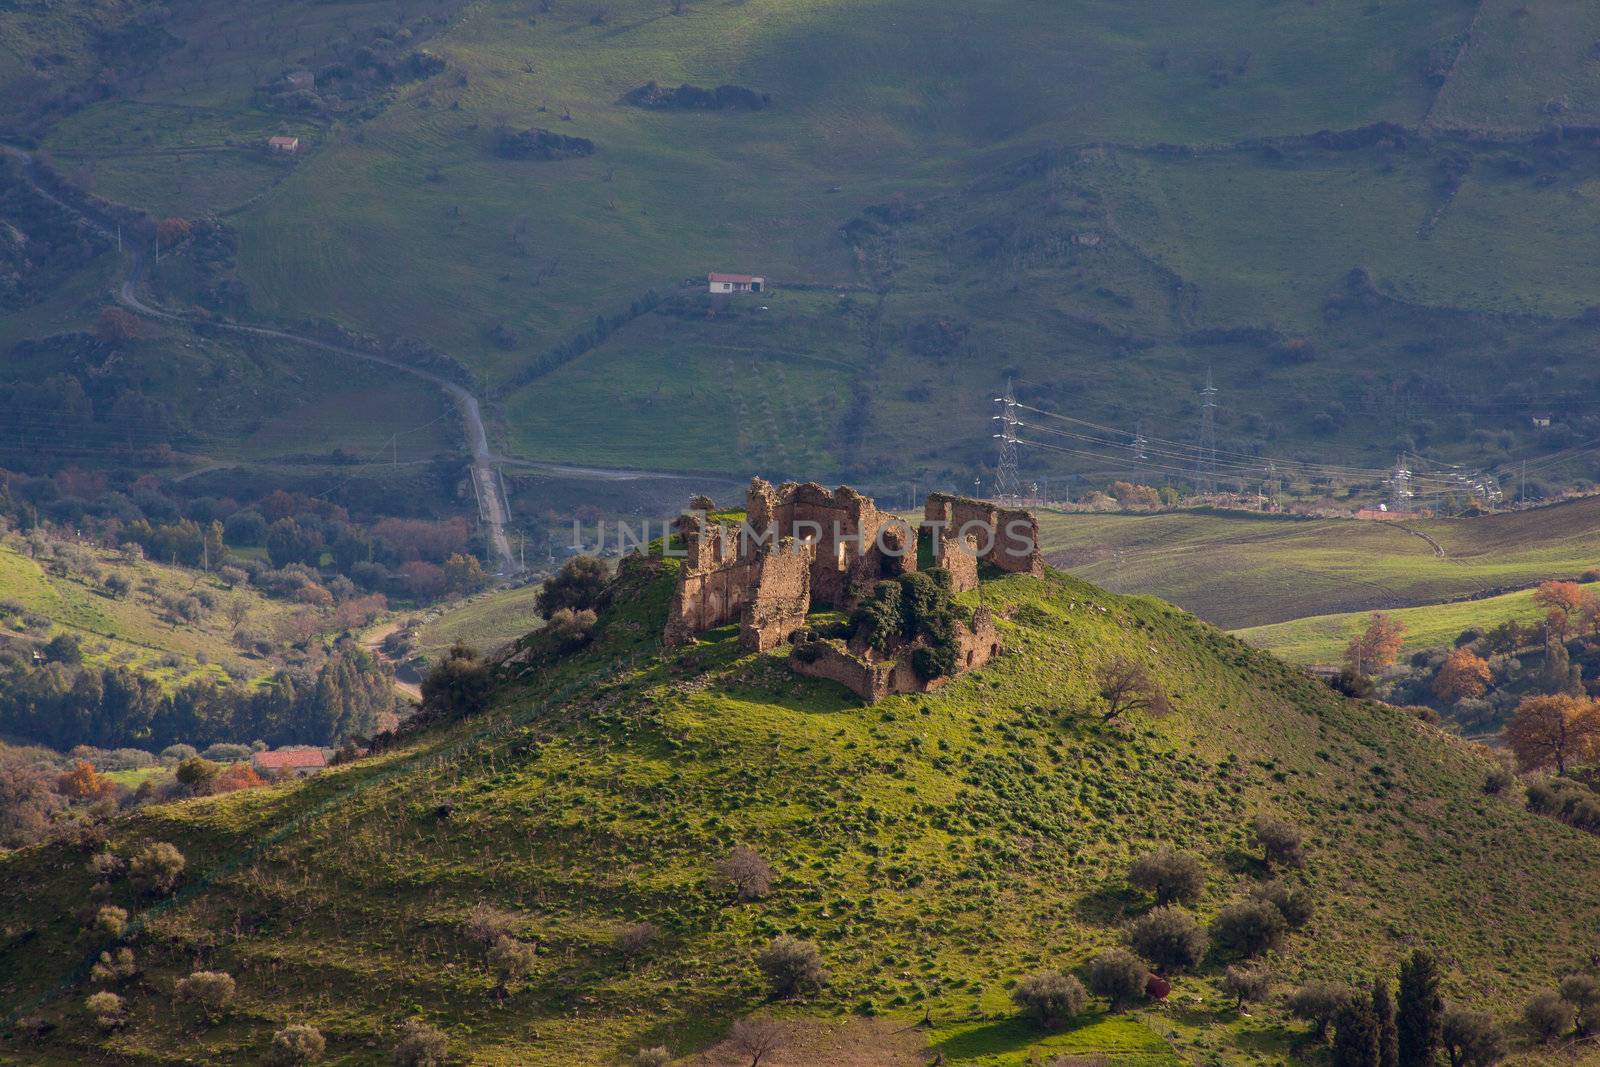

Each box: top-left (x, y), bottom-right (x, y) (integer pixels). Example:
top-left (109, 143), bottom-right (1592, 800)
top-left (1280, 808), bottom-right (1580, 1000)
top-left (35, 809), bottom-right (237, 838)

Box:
top-left (4, 555), bottom-right (1600, 1063)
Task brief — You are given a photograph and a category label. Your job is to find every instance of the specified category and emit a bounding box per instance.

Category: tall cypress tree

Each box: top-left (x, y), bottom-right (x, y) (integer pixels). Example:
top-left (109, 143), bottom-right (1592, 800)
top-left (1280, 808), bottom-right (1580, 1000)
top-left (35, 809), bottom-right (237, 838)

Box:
top-left (1397, 950), bottom-right (1444, 1067)
top-left (1334, 988), bottom-right (1380, 1067)
top-left (1373, 977), bottom-right (1399, 1067)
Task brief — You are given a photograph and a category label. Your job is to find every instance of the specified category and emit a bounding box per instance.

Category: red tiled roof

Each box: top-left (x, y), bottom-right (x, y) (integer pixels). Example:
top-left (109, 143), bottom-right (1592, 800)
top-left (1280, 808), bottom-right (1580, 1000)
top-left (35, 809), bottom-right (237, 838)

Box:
top-left (252, 748), bottom-right (327, 770)
top-left (708, 272), bottom-right (760, 283)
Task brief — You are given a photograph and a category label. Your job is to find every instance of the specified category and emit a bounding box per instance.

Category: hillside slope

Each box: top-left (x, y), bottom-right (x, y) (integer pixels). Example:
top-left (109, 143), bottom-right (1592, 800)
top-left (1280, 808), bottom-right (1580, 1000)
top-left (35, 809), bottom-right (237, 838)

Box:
top-left (3, 561), bottom-right (1599, 1064)
top-left (11, 0), bottom-right (1600, 489)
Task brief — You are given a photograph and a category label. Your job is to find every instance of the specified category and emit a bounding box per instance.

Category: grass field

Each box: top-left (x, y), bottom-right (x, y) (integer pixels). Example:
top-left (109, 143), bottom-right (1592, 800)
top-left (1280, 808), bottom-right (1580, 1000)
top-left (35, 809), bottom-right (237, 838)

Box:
top-left (1, 533), bottom-right (307, 688)
top-left (1038, 498), bottom-right (1600, 630)
top-left (1234, 579), bottom-right (1600, 666)
top-left (4, 563), bottom-right (1600, 1063)
top-left (410, 582), bottom-right (544, 662)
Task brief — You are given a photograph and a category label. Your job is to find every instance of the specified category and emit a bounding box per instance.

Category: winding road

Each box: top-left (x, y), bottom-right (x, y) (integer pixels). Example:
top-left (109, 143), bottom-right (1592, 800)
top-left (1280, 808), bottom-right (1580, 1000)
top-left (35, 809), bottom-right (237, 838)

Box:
top-left (2, 143), bottom-right (522, 572)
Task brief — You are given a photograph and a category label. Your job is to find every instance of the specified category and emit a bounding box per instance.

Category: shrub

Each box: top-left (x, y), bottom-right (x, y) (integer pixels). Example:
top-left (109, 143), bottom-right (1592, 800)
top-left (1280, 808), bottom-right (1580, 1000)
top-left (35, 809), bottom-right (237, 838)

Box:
top-left (545, 607), bottom-right (598, 649)
top-left (1560, 973), bottom-right (1600, 1035)
top-left (1441, 1008), bottom-right (1506, 1067)
top-left (1221, 963), bottom-right (1272, 1009)
top-left (175, 970), bottom-right (236, 1017)
top-left (421, 642), bottom-right (492, 719)
top-left (1086, 948), bottom-right (1147, 1012)
top-left (1127, 905), bottom-right (1207, 972)
top-left (1249, 880), bottom-right (1314, 928)
top-left (1524, 990), bottom-right (1572, 1043)
top-left (85, 990), bottom-right (124, 1029)
top-left (1289, 981), bottom-right (1346, 1041)
top-left (536, 556), bottom-right (607, 617)
top-left (392, 1020), bottom-right (448, 1066)
top-left (1210, 899), bottom-right (1286, 958)
top-left (614, 921), bottom-right (660, 956)
top-left (176, 756), bottom-right (222, 790)
top-left (90, 948), bottom-right (137, 983)
top-left (160, 744), bottom-right (198, 763)
top-left (726, 1017), bottom-right (786, 1065)
top-left (487, 935), bottom-right (538, 983)
top-left (1127, 848), bottom-right (1206, 905)
top-left (1011, 971), bottom-right (1088, 1028)
top-left (95, 905), bottom-right (128, 937)
top-left (267, 1023), bottom-right (327, 1065)
top-left (128, 841), bottom-right (185, 895)
top-left (632, 1047), bottom-right (672, 1067)
top-left (200, 743), bottom-right (251, 762)
top-left (464, 903), bottom-right (520, 944)
top-left (714, 844), bottom-right (773, 900)
top-left (756, 935), bottom-right (826, 998)
top-left (1252, 815), bottom-right (1305, 868)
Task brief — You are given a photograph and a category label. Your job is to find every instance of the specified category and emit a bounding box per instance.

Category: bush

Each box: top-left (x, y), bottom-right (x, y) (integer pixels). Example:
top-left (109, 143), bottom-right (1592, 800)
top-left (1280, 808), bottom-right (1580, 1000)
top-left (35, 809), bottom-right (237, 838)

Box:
top-left (160, 744), bottom-right (198, 763)
top-left (1481, 765), bottom-right (1515, 795)
top-left (1126, 905), bottom-right (1207, 972)
top-left (1011, 971), bottom-right (1088, 1028)
top-left (84, 990), bottom-right (124, 1029)
top-left (536, 556), bottom-right (607, 618)
top-left (1127, 847), bottom-right (1206, 905)
top-left (1249, 880), bottom-right (1314, 928)
top-left (464, 903), bottom-right (521, 944)
top-left (267, 1023), bottom-right (327, 1065)
top-left (392, 1020), bottom-right (448, 1067)
top-left (1210, 900), bottom-right (1287, 958)
top-left (1221, 963), bottom-right (1272, 1009)
top-left (95, 905), bottom-right (128, 937)
top-left (614, 921), bottom-right (660, 957)
top-left (1289, 981), bottom-right (1346, 1040)
top-left (201, 743), bottom-right (252, 762)
top-left (1523, 990), bottom-right (1572, 1043)
top-left (128, 841), bottom-right (185, 895)
top-left (88, 851), bottom-right (124, 880)
top-left (1560, 973), bottom-right (1600, 1035)
top-left (176, 756), bottom-right (222, 790)
top-left (488, 934), bottom-right (538, 984)
top-left (756, 935), bottom-right (826, 998)
top-left (714, 844), bottom-right (773, 900)
top-left (545, 606), bottom-right (598, 650)
top-left (1086, 948), bottom-right (1148, 1011)
top-left (90, 948), bottom-right (137, 983)
top-left (421, 642), bottom-right (492, 719)
top-left (632, 1048), bottom-right (672, 1067)
top-left (1252, 815), bottom-right (1305, 868)
top-left (175, 970), bottom-right (236, 1017)
top-left (1441, 1008), bottom-right (1506, 1067)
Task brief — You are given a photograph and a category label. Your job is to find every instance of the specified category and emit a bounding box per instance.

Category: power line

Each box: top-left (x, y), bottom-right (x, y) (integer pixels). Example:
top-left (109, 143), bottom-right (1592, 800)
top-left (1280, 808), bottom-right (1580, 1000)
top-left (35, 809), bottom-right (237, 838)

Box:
top-left (992, 377), bottom-right (1022, 504)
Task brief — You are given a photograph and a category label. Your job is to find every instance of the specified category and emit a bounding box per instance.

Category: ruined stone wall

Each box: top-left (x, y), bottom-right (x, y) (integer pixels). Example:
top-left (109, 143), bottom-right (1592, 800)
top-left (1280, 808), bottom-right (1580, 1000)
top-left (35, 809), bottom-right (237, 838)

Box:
top-left (789, 606), bottom-right (1001, 703)
top-left (663, 517), bottom-right (755, 646)
top-left (748, 479), bottom-right (913, 606)
top-left (923, 493), bottom-right (1043, 577)
top-left (740, 539), bottom-right (813, 651)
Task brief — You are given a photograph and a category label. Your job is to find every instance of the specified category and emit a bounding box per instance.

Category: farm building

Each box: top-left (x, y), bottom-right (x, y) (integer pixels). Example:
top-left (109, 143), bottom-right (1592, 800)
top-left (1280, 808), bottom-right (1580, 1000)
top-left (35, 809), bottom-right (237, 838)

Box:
top-left (252, 748), bottom-right (327, 778)
top-left (268, 136), bottom-right (301, 153)
top-left (707, 272), bottom-right (763, 294)
top-left (284, 69), bottom-right (315, 91)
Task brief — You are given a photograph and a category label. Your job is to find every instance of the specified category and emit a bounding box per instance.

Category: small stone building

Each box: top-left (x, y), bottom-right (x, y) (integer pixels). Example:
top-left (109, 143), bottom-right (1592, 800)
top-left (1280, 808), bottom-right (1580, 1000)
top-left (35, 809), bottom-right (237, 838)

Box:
top-left (252, 748), bottom-right (326, 778)
top-left (268, 136), bottom-right (301, 153)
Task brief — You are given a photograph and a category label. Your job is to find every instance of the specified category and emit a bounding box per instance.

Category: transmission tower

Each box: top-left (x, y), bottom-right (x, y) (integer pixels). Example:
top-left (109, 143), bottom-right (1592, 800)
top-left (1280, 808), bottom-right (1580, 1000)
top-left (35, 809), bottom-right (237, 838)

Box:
top-left (1389, 453), bottom-right (1414, 510)
top-left (992, 378), bottom-right (1023, 503)
top-left (1194, 367), bottom-right (1218, 494)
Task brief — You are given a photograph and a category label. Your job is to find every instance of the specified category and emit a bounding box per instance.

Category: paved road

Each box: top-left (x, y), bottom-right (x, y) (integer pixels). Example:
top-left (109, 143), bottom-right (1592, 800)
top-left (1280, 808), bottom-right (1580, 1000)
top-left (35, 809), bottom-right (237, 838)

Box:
top-left (3, 143), bottom-right (517, 575)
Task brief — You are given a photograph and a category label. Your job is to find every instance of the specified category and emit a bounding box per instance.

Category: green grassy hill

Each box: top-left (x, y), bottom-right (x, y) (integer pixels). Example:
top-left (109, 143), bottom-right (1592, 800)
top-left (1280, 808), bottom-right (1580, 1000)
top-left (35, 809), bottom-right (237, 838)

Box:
top-left (1038, 498), bottom-right (1600, 629)
top-left (11, 0), bottom-right (1600, 490)
top-left (4, 561), bottom-right (1599, 1064)
top-left (1235, 579), bottom-right (1600, 667)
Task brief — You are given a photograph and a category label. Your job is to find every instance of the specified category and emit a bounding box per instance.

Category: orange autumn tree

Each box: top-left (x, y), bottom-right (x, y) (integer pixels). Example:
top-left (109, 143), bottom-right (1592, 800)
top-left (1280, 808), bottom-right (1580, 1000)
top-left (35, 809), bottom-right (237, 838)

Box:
top-left (1502, 694), bottom-right (1600, 775)
top-left (212, 763), bottom-right (265, 793)
top-left (1433, 648), bottom-right (1492, 703)
top-left (1343, 613), bottom-right (1406, 676)
top-left (57, 760), bottom-right (114, 801)
top-left (1533, 581), bottom-right (1598, 643)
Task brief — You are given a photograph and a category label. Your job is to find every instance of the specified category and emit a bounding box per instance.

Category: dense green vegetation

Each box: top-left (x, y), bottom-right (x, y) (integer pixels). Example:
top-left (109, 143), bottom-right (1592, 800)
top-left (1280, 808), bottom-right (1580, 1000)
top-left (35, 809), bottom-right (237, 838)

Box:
top-left (3, 561), bottom-right (1599, 1063)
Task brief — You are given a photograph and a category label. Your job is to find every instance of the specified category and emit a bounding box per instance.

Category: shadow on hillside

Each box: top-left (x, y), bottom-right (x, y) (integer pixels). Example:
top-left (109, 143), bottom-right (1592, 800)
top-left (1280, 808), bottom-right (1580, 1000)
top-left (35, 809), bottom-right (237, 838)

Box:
top-left (1072, 883), bottom-right (1142, 925)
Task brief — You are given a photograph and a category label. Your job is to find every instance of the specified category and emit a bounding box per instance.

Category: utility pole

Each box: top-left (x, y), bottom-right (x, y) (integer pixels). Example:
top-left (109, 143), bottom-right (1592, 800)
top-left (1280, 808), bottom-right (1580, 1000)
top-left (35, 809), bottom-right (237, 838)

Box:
top-left (992, 377), bottom-right (1022, 504)
top-left (1390, 453), bottom-right (1413, 511)
top-left (1195, 367), bottom-right (1218, 495)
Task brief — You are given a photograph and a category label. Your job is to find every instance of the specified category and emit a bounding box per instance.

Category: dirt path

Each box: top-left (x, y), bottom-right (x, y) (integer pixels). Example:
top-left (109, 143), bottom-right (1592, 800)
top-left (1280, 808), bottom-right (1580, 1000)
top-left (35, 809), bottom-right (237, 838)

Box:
top-left (362, 620), bottom-right (423, 703)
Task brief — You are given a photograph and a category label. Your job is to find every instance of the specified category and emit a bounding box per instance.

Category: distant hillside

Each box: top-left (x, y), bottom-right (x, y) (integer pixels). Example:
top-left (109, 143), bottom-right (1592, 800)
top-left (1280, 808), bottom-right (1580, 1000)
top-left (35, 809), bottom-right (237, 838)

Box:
top-left (4, 559), bottom-right (1599, 1064)
top-left (1039, 497), bottom-right (1600, 629)
top-left (8, 0), bottom-right (1600, 490)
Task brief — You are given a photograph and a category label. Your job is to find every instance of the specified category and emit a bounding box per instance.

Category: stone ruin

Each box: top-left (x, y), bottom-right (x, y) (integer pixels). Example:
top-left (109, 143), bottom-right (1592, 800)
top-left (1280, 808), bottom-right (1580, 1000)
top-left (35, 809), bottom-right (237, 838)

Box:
top-left (662, 478), bottom-right (1042, 701)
